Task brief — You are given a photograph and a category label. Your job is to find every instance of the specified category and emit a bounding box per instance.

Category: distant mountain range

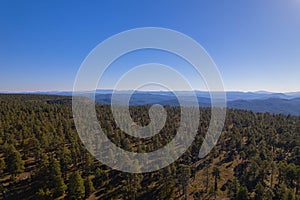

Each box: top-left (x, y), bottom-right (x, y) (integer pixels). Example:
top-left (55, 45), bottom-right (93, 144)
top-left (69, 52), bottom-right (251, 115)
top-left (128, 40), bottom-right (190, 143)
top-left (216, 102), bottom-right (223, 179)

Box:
top-left (227, 98), bottom-right (300, 116)
top-left (4, 90), bottom-right (300, 116)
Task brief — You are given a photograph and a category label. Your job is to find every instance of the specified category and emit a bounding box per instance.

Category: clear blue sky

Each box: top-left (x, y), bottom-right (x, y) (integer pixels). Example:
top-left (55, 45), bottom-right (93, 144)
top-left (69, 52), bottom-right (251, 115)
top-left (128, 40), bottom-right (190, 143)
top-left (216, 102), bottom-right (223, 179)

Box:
top-left (0, 0), bottom-right (299, 92)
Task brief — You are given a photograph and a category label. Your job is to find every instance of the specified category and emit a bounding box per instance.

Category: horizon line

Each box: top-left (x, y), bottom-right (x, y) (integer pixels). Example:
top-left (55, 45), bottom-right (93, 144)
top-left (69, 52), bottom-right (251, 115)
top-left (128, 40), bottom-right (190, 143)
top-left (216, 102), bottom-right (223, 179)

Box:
top-left (0, 89), bottom-right (300, 94)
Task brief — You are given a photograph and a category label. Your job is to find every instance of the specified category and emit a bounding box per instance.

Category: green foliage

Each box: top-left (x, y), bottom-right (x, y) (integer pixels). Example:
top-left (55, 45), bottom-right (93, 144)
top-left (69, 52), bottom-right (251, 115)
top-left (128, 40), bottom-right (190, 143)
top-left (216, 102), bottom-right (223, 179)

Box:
top-left (84, 176), bottom-right (95, 197)
top-left (48, 156), bottom-right (67, 197)
top-left (274, 183), bottom-right (287, 200)
top-left (36, 188), bottom-right (52, 200)
top-left (284, 189), bottom-right (295, 200)
top-left (0, 158), bottom-right (5, 174)
top-left (254, 182), bottom-right (264, 200)
top-left (4, 145), bottom-right (24, 177)
top-left (94, 167), bottom-right (107, 187)
top-left (235, 186), bottom-right (249, 200)
top-left (284, 163), bottom-right (298, 188)
top-left (67, 171), bottom-right (85, 200)
top-left (0, 94), bottom-right (299, 199)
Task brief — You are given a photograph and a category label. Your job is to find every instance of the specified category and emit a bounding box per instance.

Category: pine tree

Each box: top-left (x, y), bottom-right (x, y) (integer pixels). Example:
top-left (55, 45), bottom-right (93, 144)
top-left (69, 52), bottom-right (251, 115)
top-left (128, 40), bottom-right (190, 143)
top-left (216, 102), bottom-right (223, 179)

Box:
top-left (36, 188), bottom-right (52, 200)
top-left (212, 166), bottom-right (220, 197)
top-left (84, 176), bottom-right (95, 198)
top-left (5, 145), bottom-right (24, 178)
top-left (235, 186), bottom-right (248, 200)
top-left (48, 157), bottom-right (67, 197)
top-left (67, 171), bottom-right (85, 200)
top-left (284, 189), bottom-right (295, 200)
top-left (254, 182), bottom-right (264, 200)
top-left (94, 167), bottom-right (107, 187)
top-left (0, 158), bottom-right (5, 175)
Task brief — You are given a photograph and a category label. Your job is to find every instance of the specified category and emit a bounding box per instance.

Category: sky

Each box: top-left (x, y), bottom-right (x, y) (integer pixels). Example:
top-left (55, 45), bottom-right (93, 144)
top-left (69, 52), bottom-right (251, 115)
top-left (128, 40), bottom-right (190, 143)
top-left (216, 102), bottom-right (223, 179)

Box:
top-left (0, 0), bottom-right (300, 92)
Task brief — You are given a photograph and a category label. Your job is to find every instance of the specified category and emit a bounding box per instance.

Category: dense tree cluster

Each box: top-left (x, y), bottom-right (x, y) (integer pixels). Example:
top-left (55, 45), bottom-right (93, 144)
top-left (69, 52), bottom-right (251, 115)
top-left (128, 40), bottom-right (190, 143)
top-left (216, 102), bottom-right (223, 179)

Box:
top-left (0, 94), bottom-right (299, 199)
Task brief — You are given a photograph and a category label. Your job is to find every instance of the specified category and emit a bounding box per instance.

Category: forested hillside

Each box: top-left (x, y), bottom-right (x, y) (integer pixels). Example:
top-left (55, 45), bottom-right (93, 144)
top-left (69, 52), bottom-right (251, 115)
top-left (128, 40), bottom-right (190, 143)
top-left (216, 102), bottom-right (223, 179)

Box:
top-left (0, 94), bottom-right (299, 200)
